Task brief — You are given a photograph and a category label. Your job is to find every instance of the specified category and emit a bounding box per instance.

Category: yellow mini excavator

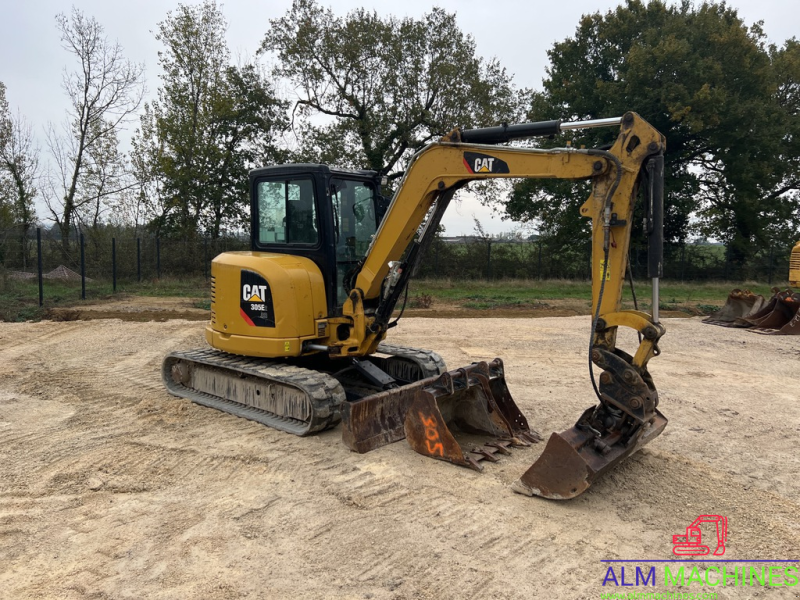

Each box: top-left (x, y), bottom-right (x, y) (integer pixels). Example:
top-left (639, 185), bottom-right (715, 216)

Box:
top-left (164, 112), bottom-right (668, 499)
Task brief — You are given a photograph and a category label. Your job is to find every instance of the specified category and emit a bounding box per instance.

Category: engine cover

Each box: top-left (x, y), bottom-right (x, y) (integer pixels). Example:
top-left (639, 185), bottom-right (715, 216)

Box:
top-left (205, 251), bottom-right (327, 358)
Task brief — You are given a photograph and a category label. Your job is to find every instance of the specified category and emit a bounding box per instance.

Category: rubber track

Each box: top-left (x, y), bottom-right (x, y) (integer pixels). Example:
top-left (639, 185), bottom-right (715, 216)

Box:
top-left (163, 344), bottom-right (445, 438)
top-left (163, 348), bottom-right (346, 436)
top-left (375, 343), bottom-right (447, 379)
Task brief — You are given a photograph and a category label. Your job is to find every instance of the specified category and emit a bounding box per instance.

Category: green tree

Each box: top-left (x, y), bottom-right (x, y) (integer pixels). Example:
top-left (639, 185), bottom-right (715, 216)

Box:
top-left (508, 0), bottom-right (799, 266)
top-left (261, 0), bottom-right (522, 178)
top-left (0, 82), bottom-right (39, 268)
top-left (134, 0), bottom-right (288, 239)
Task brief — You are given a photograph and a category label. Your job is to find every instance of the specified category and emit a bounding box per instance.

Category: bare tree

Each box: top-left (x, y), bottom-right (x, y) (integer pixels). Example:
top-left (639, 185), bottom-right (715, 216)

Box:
top-left (44, 8), bottom-right (144, 258)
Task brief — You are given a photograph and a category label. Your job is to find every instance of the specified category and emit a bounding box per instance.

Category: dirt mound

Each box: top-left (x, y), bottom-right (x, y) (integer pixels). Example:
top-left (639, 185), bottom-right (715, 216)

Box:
top-left (7, 265), bottom-right (92, 281)
top-left (43, 265), bottom-right (91, 281)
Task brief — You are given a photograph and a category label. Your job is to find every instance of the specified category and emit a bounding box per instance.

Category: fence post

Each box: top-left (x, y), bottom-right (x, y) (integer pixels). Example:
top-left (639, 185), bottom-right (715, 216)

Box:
top-left (80, 232), bottom-right (86, 300)
top-left (537, 241), bottom-right (543, 280)
top-left (204, 237), bottom-right (209, 280)
top-left (680, 244), bottom-right (686, 282)
top-left (137, 237), bottom-right (141, 282)
top-left (768, 246), bottom-right (774, 284)
top-left (157, 237), bottom-right (161, 279)
top-left (37, 228), bottom-right (43, 307)
top-left (724, 246), bottom-right (730, 280)
top-left (112, 237), bottom-right (117, 292)
top-left (486, 240), bottom-right (492, 279)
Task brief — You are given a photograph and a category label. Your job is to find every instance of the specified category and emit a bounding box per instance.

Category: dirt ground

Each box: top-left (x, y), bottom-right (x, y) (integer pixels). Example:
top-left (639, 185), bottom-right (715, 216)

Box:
top-left (0, 309), bottom-right (798, 599)
top-left (50, 294), bottom-right (695, 322)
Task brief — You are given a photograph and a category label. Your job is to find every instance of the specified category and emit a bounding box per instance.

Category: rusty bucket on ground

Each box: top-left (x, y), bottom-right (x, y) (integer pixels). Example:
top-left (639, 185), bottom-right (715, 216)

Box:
top-left (341, 359), bottom-right (541, 468)
top-left (703, 289), bottom-right (765, 326)
top-left (512, 345), bottom-right (668, 500)
top-left (403, 361), bottom-right (541, 470)
top-left (751, 292), bottom-right (800, 335)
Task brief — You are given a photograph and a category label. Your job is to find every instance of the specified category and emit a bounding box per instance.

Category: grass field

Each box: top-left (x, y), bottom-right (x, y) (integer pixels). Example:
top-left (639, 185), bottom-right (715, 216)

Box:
top-left (0, 276), bottom-right (209, 321)
top-left (408, 278), bottom-right (788, 313)
top-left (1, 272), bottom-right (791, 322)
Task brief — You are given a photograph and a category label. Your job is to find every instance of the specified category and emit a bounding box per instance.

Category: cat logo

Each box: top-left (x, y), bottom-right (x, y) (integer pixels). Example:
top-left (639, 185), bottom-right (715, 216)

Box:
top-left (463, 151), bottom-right (510, 174)
top-left (474, 157), bottom-right (495, 172)
top-left (242, 284), bottom-right (268, 303)
top-left (239, 270), bottom-right (275, 327)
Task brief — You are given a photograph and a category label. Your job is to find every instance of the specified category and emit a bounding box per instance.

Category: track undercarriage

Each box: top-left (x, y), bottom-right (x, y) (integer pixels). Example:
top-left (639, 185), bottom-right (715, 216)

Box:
top-left (163, 344), bottom-right (543, 472)
top-left (164, 343), bottom-right (449, 436)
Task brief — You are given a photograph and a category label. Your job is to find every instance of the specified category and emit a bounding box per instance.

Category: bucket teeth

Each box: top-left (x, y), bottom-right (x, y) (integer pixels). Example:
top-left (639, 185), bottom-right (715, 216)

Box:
top-left (401, 359), bottom-right (540, 471)
top-left (469, 446), bottom-right (501, 462)
top-left (485, 441), bottom-right (512, 455)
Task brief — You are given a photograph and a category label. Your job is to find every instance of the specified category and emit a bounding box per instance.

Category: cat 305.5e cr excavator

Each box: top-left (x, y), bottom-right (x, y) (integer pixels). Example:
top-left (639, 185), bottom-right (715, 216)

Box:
top-left (164, 111), bottom-right (668, 500)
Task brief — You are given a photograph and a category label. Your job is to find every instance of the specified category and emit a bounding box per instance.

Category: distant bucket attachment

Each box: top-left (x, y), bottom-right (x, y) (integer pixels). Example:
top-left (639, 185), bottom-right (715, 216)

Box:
top-left (341, 359), bottom-right (541, 470)
top-left (751, 292), bottom-right (800, 335)
top-left (729, 288), bottom-right (782, 328)
top-left (703, 289), bottom-right (765, 326)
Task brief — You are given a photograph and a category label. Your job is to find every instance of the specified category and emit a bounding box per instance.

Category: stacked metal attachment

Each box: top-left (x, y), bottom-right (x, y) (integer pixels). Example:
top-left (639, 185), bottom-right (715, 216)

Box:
top-left (703, 288), bottom-right (800, 335)
top-left (341, 359), bottom-right (542, 470)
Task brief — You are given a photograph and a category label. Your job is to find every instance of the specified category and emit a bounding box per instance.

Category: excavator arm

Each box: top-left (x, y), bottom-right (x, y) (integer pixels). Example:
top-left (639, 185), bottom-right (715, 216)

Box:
top-left (338, 112), bottom-right (669, 499)
top-left (337, 112), bottom-right (665, 355)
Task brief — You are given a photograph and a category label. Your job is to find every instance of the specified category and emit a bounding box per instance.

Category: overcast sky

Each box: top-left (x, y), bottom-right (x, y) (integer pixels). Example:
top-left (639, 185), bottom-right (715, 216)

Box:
top-left (1, 0), bottom-right (795, 235)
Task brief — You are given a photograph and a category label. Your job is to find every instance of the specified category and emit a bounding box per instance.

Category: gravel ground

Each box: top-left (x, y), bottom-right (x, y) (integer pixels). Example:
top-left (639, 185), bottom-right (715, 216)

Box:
top-left (0, 315), bottom-right (798, 599)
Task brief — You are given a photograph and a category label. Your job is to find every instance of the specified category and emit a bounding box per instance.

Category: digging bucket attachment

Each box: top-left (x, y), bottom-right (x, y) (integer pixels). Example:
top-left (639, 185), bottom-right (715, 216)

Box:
top-left (341, 359), bottom-right (541, 470)
top-left (730, 287), bottom-right (781, 328)
top-left (513, 315), bottom-right (668, 500)
top-left (753, 292), bottom-right (800, 335)
top-left (403, 361), bottom-right (541, 470)
top-left (703, 289), bottom-right (764, 326)
top-left (747, 290), bottom-right (797, 331)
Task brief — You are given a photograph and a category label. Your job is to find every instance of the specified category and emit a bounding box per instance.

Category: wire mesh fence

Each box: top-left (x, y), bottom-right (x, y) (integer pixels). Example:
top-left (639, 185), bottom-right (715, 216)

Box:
top-left (0, 227), bottom-right (794, 307)
top-left (1, 227), bottom-right (249, 284)
top-left (415, 237), bottom-right (793, 284)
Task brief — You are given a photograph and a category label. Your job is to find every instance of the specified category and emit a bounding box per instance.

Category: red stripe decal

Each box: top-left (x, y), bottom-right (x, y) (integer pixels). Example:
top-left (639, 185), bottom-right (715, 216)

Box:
top-left (463, 157), bottom-right (474, 173)
top-left (240, 308), bottom-right (255, 326)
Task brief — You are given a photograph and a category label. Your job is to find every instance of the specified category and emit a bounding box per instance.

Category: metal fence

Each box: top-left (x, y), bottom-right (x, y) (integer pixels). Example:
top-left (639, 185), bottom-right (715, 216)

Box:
top-left (0, 227), bottom-right (249, 303)
top-left (415, 237), bottom-right (793, 283)
top-left (0, 227), bottom-right (793, 301)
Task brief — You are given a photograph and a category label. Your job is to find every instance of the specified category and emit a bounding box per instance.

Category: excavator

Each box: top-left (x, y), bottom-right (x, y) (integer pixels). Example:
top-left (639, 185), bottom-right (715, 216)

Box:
top-left (164, 111), bottom-right (668, 499)
top-left (672, 515), bottom-right (728, 556)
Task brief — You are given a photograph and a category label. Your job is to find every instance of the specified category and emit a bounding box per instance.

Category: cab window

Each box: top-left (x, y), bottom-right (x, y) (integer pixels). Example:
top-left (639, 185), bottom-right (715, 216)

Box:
top-left (257, 178), bottom-right (318, 245)
top-left (331, 178), bottom-right (379, 304)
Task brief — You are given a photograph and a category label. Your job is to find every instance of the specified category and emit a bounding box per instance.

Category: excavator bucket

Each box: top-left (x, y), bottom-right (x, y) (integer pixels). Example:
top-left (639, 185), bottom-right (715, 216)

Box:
top-left (512, 408), bottom-right (668, 499)
top-left (703, 289), bottom-right (765, 326)
top-left (729, 288), bottom-right (781, 328)
top-left (512, 345), bottom-right (668, 500)
top-left (751, 292), bottom-right (800, 335)
top-left (403, 362), bottom-right (541, 470)
top-left (341, 359), bottom-right (541, 469)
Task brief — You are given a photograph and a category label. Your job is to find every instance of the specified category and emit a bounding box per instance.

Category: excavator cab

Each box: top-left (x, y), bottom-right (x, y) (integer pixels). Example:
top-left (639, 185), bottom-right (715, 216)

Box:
top-left (250, 165), bottom-right (389, 314)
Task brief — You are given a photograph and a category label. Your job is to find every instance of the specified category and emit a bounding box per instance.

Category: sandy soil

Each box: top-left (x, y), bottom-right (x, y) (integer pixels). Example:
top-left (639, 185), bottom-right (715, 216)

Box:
top-left (49, 294), bottom-right (695, 322)
top-left (0, 314), bottom-right (798, 599)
